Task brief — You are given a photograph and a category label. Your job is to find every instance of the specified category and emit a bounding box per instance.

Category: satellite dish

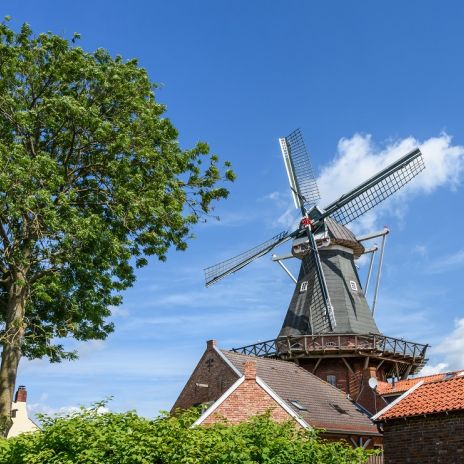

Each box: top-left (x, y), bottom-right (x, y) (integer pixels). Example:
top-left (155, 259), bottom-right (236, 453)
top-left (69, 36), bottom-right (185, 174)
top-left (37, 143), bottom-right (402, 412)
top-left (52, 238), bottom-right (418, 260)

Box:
top-left (368, 377), bottom-right (378, 389)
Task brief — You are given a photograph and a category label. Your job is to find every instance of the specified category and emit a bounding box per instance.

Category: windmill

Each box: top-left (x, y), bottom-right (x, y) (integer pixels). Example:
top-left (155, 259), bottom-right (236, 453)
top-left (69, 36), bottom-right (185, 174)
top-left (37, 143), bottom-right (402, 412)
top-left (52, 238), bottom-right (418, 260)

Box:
top-left (204, 130), bottom-right (430, 405)
top-left (205, 129), bottom-right (424, 336)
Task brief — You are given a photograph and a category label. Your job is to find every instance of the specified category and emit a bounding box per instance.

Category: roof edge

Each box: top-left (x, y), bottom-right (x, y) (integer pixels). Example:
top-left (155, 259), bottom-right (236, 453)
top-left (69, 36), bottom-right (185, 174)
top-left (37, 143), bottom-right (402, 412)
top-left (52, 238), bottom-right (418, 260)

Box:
top-left (215, 347), bottom-right (242, 377)
top-left (191, 372), bottom-right (311, 429)
top-left (192, 376), bottom-right (245, 427)
top-left (372, 380), bottom-right (424, 421)
top-left (255, 376), bottom-right (311, 430)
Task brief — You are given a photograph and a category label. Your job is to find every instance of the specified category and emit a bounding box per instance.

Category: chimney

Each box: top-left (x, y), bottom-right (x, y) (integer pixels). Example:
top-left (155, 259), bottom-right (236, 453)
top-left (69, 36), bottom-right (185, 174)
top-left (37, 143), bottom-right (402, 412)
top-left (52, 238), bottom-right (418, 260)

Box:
top-left (14, 385), bottom-right (27, 403)
top-left (206, 339), bottom-right (217, 350)
top-left (244, 361), bottom-right (256, 380)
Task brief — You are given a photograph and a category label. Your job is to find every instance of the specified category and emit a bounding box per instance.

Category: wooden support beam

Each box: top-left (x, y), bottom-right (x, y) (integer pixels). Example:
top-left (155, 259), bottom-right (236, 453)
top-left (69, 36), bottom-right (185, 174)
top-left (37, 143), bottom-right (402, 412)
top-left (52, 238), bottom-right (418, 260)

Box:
top-left (402, 364), bottom-right (413, 380)
top-left (364, 356), bottom-right (370, 369)
top-left (312, 357), bottom-right (323, 374)
top-left (363, 438), bottom-right (371, 449)
top-left (376, 359), bottom-right (385, 371)
top-left (342, 357), bottom-right (355, 375)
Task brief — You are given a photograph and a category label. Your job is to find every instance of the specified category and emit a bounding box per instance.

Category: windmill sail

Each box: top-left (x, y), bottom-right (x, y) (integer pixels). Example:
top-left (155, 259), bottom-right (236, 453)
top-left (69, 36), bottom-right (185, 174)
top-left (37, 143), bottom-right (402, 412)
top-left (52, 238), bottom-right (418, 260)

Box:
top-left (205, 130), bottom-right (425, 339)
top-left (320, 148), bottom-right (425, 226)
top-left (280, 129), bottom-right (334, 331)
top-left (204, 231), bottom-right (292, 287)
top-left (280, 129), bottom-right (321, 211)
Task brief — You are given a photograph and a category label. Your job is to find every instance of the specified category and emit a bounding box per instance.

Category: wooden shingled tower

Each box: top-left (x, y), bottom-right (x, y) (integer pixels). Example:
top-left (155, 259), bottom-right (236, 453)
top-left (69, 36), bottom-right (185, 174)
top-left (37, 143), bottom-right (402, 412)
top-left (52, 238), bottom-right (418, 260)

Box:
top-left (204, 129), bottom-right (429, 414)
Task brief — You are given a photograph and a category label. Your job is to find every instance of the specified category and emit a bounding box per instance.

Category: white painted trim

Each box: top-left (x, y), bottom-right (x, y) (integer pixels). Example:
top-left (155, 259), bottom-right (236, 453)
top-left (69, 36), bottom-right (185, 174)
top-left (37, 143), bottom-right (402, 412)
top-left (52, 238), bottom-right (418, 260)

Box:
top-left (197, 348), bottom-right (311, 429)
top-left (192, 373), bottom-right (311, 429)
top-left (192, 376), bottom-right (245, 426)
top-left (371, 380), bottom-right (424, 421)
top-left (255, 377), bottom-right (311, 429)
top-left (214, 347), bottom-right (242, 377)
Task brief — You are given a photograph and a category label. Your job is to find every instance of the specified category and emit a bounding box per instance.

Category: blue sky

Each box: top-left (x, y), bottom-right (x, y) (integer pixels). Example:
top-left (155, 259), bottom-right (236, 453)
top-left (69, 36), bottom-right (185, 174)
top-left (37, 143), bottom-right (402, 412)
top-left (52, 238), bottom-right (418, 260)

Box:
top-left (3, 1), bottom-right (464, 418)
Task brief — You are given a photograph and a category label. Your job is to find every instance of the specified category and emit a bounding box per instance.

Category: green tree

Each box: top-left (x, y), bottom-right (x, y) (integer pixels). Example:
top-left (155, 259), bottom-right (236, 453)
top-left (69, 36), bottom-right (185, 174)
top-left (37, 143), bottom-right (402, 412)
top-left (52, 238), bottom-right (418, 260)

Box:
top-left (0, 21), bottom-right (234, 434)
top-left (0, 406), bottom-right (375, 463)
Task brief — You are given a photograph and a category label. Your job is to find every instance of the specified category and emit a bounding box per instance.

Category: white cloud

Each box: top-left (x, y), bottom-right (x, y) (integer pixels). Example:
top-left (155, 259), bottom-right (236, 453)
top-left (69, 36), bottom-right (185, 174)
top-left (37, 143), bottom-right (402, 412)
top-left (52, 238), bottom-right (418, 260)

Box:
top-left (276, 202), bottom-right (299, 229)
top-left (77, 340), bottom-right (107, 357)
top-left (316, 133), bottom-right (464, 232)
top-left (418, 318), bottom-right (464, 375)
top-left (110, 305), bottom-right (130, 318)
top-left (28, 403), bottom-right (81, 417)
top-left (28, 403), bottom-right (109, 422)
top-left (418, 362), bottom-right (449, 377)
top-left (433, 318), bottom-right (464, 369)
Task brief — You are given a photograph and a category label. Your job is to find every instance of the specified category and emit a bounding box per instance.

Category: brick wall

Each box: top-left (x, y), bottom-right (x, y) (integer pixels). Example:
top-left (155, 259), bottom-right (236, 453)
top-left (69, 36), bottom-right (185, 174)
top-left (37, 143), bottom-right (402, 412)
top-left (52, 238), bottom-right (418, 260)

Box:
top-left (171, 340), bottom-right (239, 412)
top-left (300, 358), bottom-right (350, 392)
top-left (383, 411), bottom-right (464, 464)
top-left (202, 375), bottom-right (293, 426)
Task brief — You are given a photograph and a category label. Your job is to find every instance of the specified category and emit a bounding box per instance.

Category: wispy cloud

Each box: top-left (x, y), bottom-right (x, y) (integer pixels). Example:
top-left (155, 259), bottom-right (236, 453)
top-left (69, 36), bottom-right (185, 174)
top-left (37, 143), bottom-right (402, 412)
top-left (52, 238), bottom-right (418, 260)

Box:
top-left (412, 244), bottom-right (428, 257)
top-left (426, 249), bottom-right (464, 274)
top-left (316, 133), bottom-right (464, 233)
top-left (318, 133), bottom-right (464, 204)
top-left (266, 133), bottom-right (464, 236)
top-left (418, 318), bottom-right (464, 375)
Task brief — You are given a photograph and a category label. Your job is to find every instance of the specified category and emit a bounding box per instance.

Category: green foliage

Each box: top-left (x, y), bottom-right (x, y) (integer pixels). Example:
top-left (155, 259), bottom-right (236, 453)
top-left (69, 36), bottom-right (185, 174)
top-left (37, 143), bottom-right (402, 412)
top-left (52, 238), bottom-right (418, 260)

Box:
top-left (0, 406), bottom-right (374, 464)
top-left (0, 20), bottom-right (234, 361)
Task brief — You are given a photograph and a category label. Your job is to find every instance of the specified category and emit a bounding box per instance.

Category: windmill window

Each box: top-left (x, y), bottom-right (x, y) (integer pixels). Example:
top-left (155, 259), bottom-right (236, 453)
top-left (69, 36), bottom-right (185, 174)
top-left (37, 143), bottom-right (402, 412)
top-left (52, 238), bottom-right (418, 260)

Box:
top-left (349, 280), bottom-right (358, 291)
top-left (300, 281), bottom-right (308, 293)
top-left (289, 399), bottom-right (307, 411)
top-left (327, 375), bottom-right (337, 386)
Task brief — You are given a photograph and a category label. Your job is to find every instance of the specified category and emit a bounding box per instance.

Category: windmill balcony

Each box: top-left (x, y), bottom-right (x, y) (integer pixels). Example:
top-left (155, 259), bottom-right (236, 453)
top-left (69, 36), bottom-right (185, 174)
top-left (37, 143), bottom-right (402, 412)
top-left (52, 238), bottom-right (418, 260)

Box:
top-left (232, 333), bottom-right (428, 378)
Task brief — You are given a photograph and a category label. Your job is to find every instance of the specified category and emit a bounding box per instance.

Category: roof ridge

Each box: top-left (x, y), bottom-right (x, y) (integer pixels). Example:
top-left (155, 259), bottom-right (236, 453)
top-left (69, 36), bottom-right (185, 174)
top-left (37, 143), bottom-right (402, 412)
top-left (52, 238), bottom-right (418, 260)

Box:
top-left (409, 369), bottom-right (464, 381)
top-left (221, 349), bottom-right (357, 401)
top-left (420, 374), bottom-right (464, 386)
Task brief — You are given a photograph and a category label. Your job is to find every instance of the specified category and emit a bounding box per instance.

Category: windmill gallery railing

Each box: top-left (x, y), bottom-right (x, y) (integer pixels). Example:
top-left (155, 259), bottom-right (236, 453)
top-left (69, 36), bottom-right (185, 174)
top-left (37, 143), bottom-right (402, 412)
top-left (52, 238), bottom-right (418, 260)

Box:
top-left (232, 334), bottom-right (428, 367)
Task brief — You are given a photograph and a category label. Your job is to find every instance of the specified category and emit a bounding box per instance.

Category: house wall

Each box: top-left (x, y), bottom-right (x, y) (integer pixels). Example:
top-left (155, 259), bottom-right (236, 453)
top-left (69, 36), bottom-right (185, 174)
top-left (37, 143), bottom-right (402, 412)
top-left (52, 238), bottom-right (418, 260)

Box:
top-left (7, 401), bottom-right (39, 438)
top-left (171, 341), bottom-right (238, 412)
top-left (202, 377), bottom-right (293, 426)
top-left (382, 411), bottom-right (464, 464)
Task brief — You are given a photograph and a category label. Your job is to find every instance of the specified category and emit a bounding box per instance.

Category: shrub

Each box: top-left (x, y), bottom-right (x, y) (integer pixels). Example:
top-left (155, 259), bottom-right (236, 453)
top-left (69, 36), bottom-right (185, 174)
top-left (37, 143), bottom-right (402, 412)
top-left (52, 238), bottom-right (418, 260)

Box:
top-left (0, 404), bottom-right (374, 463)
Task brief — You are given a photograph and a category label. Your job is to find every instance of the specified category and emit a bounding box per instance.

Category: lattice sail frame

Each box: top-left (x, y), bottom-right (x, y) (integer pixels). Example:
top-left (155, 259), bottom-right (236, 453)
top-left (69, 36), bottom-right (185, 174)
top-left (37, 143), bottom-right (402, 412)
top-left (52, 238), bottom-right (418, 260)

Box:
top-left (204, 231), bottom-right (292, 286)
top-left (204, 138), bottom-right (425, 295)
top-left (322, 148), bottom-right (425, 226)
top-left (280, 129), bottom-right (321, 211)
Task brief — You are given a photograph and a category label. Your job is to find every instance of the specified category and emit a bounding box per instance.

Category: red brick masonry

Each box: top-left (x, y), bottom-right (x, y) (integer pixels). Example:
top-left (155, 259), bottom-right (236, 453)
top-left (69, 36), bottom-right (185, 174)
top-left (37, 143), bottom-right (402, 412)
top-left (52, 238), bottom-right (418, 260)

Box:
top-left (382, 411), bottom-right (464, 464)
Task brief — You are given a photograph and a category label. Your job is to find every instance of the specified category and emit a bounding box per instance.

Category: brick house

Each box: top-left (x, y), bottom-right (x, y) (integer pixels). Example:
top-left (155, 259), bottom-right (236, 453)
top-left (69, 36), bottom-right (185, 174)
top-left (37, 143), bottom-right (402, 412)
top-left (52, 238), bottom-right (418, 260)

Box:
top-left (173, 340), bottom-right (382, 449)
top-left (376, 369), bottom-right (464, 403)
top-left (373, 373), bottom-right (464, 463)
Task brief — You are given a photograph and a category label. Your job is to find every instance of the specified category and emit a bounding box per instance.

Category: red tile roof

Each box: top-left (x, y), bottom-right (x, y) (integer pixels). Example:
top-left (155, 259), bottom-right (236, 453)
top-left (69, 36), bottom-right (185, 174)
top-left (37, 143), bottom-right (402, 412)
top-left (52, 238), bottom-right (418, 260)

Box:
top-left (376, 370), bottom-right (464, 395)
top-left (376, 374), bottom-right (464, 420)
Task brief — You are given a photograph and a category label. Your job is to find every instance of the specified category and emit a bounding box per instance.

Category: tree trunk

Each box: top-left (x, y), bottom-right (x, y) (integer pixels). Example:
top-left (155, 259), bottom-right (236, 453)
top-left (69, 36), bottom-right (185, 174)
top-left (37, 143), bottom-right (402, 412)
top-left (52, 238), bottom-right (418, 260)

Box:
top-left (0, 280), bottom-right (26, 436)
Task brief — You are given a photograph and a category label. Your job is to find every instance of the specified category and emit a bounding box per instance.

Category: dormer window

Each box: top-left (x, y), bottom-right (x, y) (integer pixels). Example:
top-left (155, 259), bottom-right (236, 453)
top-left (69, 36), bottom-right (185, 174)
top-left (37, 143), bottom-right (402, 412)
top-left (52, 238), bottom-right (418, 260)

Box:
top-left (289, 399), bottom-right (307, 411)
